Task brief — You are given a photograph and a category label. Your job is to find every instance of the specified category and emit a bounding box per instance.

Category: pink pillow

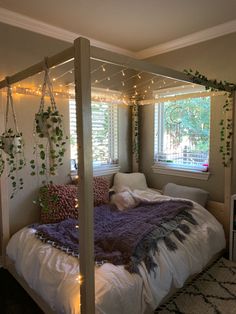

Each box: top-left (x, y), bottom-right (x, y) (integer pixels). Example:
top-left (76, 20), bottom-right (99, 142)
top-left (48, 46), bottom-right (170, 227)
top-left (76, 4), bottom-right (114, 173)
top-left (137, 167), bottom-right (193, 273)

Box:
top-left (39, 177), bottom-right (109, 223)
top-left (71, 176), bottom-right (109, 206)
top-left (39, 184), bottom-right (78, 224)
top-left (93, 176), bottom-right (109, 206)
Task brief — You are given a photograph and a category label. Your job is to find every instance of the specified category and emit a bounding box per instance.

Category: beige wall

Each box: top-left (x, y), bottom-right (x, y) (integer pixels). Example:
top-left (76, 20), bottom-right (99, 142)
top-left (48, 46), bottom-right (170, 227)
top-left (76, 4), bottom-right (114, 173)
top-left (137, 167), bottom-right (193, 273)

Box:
top-left (0, 22), bottom-right (70, 79)
top-left (146, 33), bottom-right (236, 83)
top-left (141, 33), bottom-right (236, 202)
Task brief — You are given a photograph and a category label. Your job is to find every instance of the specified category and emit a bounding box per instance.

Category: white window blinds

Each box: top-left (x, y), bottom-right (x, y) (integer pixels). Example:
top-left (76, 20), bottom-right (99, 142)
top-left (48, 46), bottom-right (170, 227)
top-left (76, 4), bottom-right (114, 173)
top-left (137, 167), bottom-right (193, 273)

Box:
top-left (69, 99), bottom-right (119, 169)
top-left (154, 92), bottom-right (210, 171)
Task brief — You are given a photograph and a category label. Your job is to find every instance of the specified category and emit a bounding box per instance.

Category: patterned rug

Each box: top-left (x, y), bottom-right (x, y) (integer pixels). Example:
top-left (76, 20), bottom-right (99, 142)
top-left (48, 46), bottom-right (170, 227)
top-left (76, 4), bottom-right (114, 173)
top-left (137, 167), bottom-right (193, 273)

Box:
top-left (155, 257), bottom-right (236, 314)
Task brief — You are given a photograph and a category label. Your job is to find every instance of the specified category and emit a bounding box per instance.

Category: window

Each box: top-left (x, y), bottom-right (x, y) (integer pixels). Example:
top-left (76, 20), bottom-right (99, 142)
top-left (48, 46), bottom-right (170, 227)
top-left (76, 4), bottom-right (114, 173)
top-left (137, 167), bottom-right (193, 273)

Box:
top-left (153, 87), bottom-right (211, 179)
top-left (69, 96), bottom-right (119, 174)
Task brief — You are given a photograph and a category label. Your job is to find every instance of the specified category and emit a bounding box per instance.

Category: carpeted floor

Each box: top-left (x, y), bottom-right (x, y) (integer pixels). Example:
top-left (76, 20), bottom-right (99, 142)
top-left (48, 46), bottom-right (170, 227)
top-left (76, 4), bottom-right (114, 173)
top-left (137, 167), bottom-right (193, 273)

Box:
top-left (0, 267), bottom-right (43, 314)
top-left (155, 257), bottom-right (236, 314)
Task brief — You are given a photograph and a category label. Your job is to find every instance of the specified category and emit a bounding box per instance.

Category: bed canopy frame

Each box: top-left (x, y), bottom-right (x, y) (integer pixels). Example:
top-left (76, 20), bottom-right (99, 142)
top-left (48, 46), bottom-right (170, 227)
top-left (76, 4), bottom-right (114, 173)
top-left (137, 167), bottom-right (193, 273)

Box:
top-left (0, 37), bottom-right (234, 314)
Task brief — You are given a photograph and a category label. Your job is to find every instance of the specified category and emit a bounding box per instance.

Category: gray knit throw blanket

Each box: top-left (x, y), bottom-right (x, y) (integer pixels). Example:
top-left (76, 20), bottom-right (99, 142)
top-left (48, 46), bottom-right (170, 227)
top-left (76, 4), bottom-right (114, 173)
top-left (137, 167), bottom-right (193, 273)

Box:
top-left (34, 200), bottom-right (196, 274)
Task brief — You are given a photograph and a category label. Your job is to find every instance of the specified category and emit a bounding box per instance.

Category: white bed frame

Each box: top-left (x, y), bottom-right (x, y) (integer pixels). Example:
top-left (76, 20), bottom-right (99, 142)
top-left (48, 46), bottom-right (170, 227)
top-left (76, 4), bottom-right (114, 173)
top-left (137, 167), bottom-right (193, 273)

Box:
top-left (0, 37), bottom-right (234, 314)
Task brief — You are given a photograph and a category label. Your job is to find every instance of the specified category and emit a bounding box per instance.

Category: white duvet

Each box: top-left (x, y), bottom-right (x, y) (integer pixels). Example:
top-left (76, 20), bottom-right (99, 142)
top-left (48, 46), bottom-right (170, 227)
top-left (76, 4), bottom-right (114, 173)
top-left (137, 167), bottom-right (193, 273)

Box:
top-left (7, 193), bottom-right (225, 314)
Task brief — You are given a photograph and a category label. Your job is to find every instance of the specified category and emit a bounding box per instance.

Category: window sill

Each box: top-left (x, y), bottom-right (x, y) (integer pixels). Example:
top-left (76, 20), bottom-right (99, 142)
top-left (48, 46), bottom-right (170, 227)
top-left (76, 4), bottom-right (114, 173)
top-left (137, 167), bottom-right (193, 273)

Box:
top-left (93, 165), bottom-right (120, 176)
top-left (70, 165), bottom-right (120, 178)
top-left (152, 164), bottom-right (210, 181)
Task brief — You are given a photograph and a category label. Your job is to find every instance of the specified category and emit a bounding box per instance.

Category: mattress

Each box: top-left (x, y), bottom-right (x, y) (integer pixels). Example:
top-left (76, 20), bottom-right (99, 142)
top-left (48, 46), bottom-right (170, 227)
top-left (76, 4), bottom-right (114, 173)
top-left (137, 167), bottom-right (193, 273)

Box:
top-left (6, 200), bottom-right (225, 314)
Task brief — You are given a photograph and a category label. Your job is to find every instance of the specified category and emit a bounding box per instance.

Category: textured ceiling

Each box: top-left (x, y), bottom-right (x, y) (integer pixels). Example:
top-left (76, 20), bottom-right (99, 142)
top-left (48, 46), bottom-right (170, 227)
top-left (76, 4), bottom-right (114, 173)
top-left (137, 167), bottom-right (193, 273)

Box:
top-left (0, 0), bottom-right (236, 51)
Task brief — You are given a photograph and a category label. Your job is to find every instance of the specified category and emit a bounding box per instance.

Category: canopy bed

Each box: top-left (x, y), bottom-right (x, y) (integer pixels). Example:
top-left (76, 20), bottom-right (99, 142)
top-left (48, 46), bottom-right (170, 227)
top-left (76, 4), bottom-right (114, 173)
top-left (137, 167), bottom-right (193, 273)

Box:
top-left (0, 37), bottom-right (233, 313)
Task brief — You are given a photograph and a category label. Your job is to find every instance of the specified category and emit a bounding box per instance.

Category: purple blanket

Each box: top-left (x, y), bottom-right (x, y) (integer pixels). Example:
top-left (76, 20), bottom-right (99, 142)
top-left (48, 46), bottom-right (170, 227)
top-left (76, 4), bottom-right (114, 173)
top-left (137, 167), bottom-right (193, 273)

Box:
top-left (34, 200), bottom-right (196, 274)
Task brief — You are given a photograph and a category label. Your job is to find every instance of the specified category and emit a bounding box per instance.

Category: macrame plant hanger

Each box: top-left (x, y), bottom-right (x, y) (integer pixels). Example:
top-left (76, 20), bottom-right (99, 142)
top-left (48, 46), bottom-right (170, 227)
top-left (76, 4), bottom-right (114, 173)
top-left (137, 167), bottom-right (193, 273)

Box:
top-left (4, 78), bottom-right (20, 143)
top-left (31, 57), bottom-right (67, 184)
top-left (37, 58), bottom-right (58, 119)
top-left (0, 78), bottom-right (25, 198)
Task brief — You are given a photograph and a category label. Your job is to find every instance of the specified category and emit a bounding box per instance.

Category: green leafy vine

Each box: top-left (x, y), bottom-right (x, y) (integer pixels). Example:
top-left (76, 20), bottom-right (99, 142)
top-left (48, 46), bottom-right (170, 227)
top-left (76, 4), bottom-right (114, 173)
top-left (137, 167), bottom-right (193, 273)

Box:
top-left (183, 69), bottom-right (236, 167)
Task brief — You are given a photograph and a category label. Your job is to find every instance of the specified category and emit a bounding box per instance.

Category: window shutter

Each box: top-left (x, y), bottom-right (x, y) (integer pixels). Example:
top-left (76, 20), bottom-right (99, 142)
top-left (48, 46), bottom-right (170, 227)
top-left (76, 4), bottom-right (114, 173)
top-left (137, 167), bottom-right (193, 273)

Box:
top-left (69, 99), bottom-right (118, 168)
top-left (154, 95), bottom-right (210, 170)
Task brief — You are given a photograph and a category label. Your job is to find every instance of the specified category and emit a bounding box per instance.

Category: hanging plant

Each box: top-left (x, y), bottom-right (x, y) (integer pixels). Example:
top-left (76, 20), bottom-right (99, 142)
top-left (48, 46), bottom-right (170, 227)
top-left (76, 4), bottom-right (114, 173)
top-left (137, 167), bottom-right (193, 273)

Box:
top-left (0, 83), bottom-right (26, 198)
top-left (0, 141), bottom-right (4, 177)
top-left (30, 62), bottom-right (68, 184)
top-left (183, 69), bottom-right (236, 167)
top-left (131, 102), bottom-right (139, 164)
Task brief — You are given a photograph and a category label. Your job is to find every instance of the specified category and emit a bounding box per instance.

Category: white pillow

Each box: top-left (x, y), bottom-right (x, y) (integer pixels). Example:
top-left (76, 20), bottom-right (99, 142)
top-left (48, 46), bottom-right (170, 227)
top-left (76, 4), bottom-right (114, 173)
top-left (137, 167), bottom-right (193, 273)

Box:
top-left (113, 172), bottom-right (148, 192)
top-left (163, 183), bottom-right (209, 207)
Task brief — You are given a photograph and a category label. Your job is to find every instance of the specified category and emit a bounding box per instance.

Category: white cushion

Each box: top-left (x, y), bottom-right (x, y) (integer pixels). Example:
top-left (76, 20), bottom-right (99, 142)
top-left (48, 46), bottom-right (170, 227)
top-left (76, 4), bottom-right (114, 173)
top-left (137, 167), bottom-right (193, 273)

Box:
top-left (113, 172), bottom-right (148, 192)
top-left (163, 183), bottom-right (209, 207)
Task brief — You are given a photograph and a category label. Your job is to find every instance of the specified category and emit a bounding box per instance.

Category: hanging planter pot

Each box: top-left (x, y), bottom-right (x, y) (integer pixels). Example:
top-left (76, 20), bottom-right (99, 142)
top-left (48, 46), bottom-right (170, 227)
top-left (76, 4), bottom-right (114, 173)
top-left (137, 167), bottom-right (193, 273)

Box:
top-left (35, 109), bottom-right (63, 138)
top-left (31, 60), bottom-right (68, 183)
top-left (0, 82), bottom-right (26, 198)
top-left (1, 131), bottom-right (23, 155)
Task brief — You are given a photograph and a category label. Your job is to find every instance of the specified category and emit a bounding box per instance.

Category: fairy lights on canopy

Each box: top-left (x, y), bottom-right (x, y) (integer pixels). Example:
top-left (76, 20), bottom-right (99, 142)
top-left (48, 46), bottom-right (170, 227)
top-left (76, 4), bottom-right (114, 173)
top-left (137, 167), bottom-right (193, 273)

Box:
top-left (0, 58), bottom-right (197, 104)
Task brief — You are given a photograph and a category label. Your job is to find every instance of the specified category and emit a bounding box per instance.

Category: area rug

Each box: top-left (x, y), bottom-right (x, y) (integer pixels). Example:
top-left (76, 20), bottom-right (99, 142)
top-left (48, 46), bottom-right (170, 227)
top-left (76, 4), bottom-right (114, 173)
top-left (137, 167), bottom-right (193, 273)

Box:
top-left (155, 257), bottom-right (236, 314)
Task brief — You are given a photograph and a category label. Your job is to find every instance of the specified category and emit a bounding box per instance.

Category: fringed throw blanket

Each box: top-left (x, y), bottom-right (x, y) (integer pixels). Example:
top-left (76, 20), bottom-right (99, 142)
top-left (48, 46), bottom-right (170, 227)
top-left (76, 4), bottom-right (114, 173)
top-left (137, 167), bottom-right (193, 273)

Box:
top-left (34, 200), bottom-right (197, 274)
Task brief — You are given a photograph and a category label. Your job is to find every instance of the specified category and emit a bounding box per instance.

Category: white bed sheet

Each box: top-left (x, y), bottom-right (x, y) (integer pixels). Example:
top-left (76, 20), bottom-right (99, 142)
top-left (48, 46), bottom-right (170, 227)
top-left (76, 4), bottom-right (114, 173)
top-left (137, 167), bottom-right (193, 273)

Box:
top-left (6, 197), bottom-right (225, 314)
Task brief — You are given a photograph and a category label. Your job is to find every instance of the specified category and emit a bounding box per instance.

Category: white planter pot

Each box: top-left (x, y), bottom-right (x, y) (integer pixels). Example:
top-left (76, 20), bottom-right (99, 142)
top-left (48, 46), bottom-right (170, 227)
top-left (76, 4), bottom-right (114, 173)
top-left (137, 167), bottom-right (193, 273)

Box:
top-left (1, 135), bottom-right (23, 155)
top-left (35, 113), bottom-right (62, 137)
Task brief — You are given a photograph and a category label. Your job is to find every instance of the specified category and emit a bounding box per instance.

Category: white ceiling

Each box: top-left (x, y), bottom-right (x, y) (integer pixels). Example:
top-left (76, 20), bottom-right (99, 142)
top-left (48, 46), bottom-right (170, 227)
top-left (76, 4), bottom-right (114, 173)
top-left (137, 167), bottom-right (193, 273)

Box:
top-left (0, 0), bottom-right (236, 56)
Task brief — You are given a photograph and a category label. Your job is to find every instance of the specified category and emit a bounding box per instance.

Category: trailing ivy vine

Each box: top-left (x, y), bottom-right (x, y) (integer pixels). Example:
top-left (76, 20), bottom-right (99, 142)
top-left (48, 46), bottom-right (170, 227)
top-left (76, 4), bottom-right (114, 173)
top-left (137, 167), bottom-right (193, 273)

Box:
top-left (183, 69), bottom-right (236, 167)
top-left (131, 102), bottom-right (139, 165)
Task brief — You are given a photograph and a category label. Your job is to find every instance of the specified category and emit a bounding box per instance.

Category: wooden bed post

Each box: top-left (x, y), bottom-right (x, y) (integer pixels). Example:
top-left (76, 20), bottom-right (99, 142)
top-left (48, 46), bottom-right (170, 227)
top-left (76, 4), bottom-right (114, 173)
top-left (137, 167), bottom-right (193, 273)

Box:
top-left (231, 92), bottom-right (236, 195)
top-left (74, 37), bottom-right (95, 314)
top-left (0, 91), bottom-right (10, 266)
top-left (224, 92), bottom-right (235, 242)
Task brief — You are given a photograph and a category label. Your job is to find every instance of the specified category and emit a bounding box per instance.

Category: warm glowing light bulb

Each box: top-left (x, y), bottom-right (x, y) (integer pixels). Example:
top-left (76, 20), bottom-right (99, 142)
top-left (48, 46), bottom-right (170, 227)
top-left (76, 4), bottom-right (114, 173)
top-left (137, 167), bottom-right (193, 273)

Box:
top-left (122, 70), bottom-right (125, 76)
top-left (133, 85), bottom-right (137, 88)
top-left (76, 274), bottom-right (83, 285)
top-left (102, 65), bottom-right (106, 72)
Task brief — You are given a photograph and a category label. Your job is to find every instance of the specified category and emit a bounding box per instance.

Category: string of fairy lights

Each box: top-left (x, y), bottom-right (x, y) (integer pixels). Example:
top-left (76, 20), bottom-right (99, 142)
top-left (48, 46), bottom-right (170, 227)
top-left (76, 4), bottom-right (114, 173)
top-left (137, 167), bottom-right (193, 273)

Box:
top-left (0, 59), bottom-right (197, 104)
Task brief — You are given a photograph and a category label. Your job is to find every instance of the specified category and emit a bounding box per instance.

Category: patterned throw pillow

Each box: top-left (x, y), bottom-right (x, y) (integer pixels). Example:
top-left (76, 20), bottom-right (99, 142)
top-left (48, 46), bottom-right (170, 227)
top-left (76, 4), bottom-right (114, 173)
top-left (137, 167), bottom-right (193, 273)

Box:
top-left (93, 176), bottom-right (109, 206)
top-left (39, 177), bottom-right (109, 223)
top-left (70, 176), bottom-right (110, 206)
top-left (39, 184), bottom-right (78, 224)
